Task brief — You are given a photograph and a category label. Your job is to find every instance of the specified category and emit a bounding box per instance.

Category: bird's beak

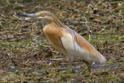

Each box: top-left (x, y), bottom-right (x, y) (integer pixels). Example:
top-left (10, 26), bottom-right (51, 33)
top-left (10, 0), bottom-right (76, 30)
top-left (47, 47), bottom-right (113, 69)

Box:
top-left (16, 12), bottom-right (45, 21)
top-left (15, 12), bottom-right (38, 20)
top-left (17, 12), bottom-right (37, 18)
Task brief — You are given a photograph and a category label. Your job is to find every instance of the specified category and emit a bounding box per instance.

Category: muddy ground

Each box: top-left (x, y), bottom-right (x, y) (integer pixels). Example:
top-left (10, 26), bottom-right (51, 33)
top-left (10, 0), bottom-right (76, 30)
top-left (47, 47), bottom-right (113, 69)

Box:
top-left (0, 0), bottom-right (124, 83)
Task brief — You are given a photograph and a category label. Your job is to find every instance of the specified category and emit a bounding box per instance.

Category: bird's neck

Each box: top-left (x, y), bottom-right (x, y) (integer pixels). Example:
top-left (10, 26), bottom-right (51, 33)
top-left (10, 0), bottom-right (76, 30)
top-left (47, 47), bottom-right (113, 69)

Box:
top-left (42, 16), bottom-right (67, 28)
top-left (52, 16), bottom-right (67, 28)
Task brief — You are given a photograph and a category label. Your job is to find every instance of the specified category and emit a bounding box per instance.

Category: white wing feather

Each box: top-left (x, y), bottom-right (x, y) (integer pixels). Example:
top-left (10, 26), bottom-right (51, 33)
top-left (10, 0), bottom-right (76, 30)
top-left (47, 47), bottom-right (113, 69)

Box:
top-left (61, 32), bottom-right (91, 61)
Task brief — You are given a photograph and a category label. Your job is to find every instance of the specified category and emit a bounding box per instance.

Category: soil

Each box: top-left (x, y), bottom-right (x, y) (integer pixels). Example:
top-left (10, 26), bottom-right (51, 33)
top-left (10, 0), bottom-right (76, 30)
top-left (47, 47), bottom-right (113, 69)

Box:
top-left (0, 0), bottom-right (124, 83)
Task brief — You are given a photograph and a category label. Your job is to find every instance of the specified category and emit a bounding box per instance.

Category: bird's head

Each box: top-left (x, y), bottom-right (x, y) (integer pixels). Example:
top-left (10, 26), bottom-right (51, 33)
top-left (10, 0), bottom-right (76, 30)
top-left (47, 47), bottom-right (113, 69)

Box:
top-left (35, 11), bottom-right (55, 21)
top-left (16, 11), bottom-right (64, 27)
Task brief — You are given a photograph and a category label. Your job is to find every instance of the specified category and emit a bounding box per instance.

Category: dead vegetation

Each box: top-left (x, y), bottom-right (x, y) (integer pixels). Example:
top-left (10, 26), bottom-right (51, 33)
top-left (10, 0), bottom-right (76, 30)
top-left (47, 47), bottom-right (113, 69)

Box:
top-left (0, 0), bottom-right (124, 83)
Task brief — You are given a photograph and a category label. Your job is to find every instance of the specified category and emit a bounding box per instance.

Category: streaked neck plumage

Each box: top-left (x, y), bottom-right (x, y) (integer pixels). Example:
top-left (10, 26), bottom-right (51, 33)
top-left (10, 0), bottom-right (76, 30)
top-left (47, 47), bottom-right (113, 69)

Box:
top-left (43, 15), bottom-right (66, 28)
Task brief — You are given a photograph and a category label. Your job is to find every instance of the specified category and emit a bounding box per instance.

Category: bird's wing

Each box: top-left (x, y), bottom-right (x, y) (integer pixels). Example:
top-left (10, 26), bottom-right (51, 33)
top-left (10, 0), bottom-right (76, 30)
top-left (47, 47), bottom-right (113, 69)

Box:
top-left (64, 27), bottom-right (100, 56)
top-left (74, 32), bottom-right (99, 56)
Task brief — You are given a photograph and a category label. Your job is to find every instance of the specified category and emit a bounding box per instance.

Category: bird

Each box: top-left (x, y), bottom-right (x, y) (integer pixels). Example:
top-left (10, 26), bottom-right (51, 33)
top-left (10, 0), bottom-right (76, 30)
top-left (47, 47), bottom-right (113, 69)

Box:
top-left (16, 11), bottom-right (106, 69)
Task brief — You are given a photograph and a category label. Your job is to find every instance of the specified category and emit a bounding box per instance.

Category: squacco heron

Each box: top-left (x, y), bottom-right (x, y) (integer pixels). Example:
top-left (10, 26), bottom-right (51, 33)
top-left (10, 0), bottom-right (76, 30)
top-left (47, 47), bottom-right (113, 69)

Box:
top-left (17, 11), bottom-right (106, 69)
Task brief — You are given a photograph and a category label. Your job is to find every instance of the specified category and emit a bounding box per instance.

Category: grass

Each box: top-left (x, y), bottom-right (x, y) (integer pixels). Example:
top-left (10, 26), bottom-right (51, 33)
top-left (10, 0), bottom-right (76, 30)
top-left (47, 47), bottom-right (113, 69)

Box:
top-left (0, 0), bottom-right (124, 83)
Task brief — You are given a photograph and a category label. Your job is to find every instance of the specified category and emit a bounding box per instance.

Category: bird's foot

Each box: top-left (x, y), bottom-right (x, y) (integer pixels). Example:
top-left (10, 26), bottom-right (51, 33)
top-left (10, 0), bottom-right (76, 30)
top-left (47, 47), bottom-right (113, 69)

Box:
top-left (91, 62), bottom-right (106, 69)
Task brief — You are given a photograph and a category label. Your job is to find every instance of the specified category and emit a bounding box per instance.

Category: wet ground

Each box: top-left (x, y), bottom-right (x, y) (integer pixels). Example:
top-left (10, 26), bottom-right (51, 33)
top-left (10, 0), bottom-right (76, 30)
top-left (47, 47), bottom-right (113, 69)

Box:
top-left (0, 0), bottom-right (124, 83)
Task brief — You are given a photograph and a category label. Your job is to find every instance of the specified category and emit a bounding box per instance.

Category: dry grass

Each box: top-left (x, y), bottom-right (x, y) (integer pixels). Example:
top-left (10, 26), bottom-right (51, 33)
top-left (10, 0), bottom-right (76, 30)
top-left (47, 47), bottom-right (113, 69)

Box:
top-left (0, 0), bottom-right (124, 83)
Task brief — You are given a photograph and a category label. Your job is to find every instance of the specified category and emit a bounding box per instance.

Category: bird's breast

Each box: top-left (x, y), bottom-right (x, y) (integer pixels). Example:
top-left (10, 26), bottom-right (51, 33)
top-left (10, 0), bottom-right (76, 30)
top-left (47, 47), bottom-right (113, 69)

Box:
top-left (43, 25), bottom-right (66, 53)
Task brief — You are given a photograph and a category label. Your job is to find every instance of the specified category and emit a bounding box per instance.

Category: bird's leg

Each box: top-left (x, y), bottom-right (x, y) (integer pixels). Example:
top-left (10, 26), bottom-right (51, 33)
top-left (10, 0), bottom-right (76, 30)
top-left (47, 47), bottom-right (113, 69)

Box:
top-left (85, 64), bottom-right (95, 76)
top-left (87, 64), bottom-right (92, 72)
top-left (83, 62), bottom-right (91, 74)
top-left (67, 56), bottom-right (83, 73)
top-left (67, 56), bottom-right (74, 67)
top-left (82, 60), bottom-right (92, 74)
top-left (66, 55), bottom-right (79, 71)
